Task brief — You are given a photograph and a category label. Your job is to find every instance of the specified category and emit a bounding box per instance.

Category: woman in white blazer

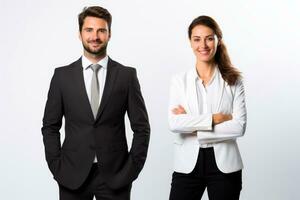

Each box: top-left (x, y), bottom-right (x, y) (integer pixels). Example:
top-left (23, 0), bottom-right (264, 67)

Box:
top-left (168, 16), bottom-right (247, 200)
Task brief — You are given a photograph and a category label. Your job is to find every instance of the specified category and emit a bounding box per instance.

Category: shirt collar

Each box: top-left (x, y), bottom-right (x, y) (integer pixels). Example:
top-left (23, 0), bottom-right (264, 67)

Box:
top-left (81, 55), bottom-right (109, 70)
top-left (194, 65), bottom-right (219, 85)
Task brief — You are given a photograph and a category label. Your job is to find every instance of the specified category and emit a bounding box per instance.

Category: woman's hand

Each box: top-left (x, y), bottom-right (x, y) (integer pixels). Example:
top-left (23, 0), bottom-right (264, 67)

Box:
top-left (212, 113), bottom-right (232, 125)
top-left (172, 105), bottom-right (187, 115)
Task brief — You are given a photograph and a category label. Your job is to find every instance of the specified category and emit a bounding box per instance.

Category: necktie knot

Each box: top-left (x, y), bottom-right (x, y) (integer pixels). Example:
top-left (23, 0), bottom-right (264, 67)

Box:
top-left (91, 64), bottom-right (101, 72)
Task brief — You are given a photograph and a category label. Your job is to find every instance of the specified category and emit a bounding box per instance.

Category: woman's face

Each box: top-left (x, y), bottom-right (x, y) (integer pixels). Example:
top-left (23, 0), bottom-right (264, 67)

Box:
top-left (190, 25), bottom-right (219, 63)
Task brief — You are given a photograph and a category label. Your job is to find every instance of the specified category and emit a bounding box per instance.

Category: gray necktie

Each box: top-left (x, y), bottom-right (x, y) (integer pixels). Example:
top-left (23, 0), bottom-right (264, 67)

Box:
top-left (90, 64), bottom-right (101, 119)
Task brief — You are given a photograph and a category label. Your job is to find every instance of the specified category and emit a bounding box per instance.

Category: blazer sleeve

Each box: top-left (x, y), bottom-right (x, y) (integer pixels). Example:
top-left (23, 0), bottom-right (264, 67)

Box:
top-left (168, 75), bottom-right (212, 133)
top-left (197, 80), bottom-right (247, 144)
top-left (127, 68), bottom-right (150, 173)
top-left (106, 68), bottom-right (150, 189)
top-left (41, 68), bottom-right (63, 174)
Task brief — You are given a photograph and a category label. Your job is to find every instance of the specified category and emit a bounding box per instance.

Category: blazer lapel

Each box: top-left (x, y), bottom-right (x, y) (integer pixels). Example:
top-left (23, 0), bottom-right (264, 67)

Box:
top-left (213, 67), bottom-right (225, 112)
top-left (95, 58), bottom-right (119, 121)
top-left (72, 58), bottom-right (95, 121)
top-left (186, 69), bottom-right (199, 115)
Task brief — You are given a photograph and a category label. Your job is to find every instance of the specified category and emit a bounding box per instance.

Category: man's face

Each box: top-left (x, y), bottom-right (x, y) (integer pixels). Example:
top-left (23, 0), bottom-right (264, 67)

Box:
top-left (79, 16), bottom-right (110, 56)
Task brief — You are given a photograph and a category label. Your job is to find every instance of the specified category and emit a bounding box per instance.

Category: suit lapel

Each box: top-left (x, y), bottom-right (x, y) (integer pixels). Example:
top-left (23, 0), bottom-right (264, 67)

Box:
top-left (73, 58), bottom-right (95, 121)
top-left (95, 58), bottom-right (119, 121)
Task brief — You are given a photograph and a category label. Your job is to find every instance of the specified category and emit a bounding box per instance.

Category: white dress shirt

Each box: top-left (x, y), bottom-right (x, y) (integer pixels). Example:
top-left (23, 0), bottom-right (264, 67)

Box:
top-left (82, 55), bottom-right (108, 106)
top-left (81, 55), bottom-right (108, 163)
top-left (195, 67), bottom-right (218, 148)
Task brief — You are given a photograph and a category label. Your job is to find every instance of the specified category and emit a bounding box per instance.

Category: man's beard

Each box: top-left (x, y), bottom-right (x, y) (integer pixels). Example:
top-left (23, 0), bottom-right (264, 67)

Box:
top-left (82, 40), bottom-right (108, 57)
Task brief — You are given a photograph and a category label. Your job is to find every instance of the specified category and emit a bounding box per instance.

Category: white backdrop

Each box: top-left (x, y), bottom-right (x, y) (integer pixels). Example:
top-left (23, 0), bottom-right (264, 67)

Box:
top-left (1, 0), bottom-right (300, 199)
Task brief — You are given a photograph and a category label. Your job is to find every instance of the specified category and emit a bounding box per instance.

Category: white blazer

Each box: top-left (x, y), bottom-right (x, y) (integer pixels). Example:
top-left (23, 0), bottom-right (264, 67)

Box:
top-left (168, 67), bottom-right (247, 173)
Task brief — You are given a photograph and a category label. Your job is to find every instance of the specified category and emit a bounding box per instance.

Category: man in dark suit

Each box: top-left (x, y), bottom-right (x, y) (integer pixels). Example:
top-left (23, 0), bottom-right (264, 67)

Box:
top-left (42, 6), bottom-right (150, 200)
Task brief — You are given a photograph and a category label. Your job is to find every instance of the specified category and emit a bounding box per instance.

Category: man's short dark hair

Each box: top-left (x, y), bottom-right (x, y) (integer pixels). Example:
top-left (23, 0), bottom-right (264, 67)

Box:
top-left (78, 6), bottom-right (112, 32)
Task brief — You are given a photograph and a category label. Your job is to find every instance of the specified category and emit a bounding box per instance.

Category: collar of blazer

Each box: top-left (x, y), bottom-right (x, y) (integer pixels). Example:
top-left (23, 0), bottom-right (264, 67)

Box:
top-left (72, 56), bottom-right (119, 122)
top-left (185, 66), bottom-right (227, 114)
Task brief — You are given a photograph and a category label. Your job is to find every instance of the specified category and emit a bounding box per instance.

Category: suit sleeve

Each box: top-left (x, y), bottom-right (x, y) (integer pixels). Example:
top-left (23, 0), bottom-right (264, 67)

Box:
top-left (168, 75), bottom-right (212, 133)
top-left (41, 68), bottom-right (63, 175)
top-left (197, 80), bottom-right (247, 144)
top-left (127, 68), bottom-right (150, 174)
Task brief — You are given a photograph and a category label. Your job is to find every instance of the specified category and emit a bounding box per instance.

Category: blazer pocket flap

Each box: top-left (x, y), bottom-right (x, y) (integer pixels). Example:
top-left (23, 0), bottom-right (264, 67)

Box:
top-left (173, 134), bottom-right (184, 145)
top-left (97, 141), bottom-right (128, 152)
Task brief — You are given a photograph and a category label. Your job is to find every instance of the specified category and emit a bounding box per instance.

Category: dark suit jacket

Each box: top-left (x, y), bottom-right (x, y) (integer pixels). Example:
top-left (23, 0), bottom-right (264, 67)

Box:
top-left (42, 57), bottom-right (150, 190)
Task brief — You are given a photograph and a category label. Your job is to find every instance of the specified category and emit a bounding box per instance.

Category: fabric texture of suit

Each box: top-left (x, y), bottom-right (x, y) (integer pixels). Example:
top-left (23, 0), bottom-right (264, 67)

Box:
top-left (42, 57), bottom-right (150, 190)
top-left (168, 67), bottom-right (246, 174)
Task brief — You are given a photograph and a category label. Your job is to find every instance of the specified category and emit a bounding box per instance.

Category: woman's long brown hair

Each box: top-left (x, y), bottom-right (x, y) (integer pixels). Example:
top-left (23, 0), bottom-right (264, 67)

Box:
top-left (188, 16), bottom-right (241, 85)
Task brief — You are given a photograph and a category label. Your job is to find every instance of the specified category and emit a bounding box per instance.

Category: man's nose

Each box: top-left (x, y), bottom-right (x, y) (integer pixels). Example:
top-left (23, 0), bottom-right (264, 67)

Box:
top-left (91, 31), bottom-right (99, 40)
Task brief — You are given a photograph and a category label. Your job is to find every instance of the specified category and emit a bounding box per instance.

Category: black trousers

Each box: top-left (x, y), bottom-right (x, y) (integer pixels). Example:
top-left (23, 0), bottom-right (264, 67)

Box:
top-left (169, 147), bottom-right (242, 200)
top-left (59, 164), bottom-right (131, 200)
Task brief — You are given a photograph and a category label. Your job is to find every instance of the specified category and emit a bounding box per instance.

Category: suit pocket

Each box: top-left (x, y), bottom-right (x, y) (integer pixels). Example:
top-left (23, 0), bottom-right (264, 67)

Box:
top-left (97, 141), bottom-right (128, 153)
top-left (61, 140), bottom-right (80, 152)
top-left (106, 155), bottom-right (138, 190)
top-left (173, 134), bottom-right (184, 145)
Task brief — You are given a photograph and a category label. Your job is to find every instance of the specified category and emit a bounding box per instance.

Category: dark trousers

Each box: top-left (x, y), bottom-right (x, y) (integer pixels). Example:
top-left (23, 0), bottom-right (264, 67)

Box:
top-left (169, 147), bottom-right (242, 200)
top-left (59, 164), bottom-right (132, 200)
